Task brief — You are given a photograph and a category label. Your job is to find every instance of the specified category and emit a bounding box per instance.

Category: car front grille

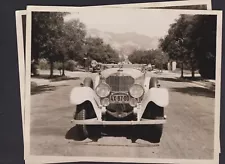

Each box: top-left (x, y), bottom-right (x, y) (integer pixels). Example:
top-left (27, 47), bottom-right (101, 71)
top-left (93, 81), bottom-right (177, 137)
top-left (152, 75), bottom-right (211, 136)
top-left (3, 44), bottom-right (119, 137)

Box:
top-left (106, 75), bottom-right (135, 92)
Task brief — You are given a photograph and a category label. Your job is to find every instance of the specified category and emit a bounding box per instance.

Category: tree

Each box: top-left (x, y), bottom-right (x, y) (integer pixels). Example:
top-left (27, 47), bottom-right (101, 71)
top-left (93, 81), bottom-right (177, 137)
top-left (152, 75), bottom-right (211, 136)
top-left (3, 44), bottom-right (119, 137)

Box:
top-left (187, 15), bottom-right (217, 79)
top-left (159, 15), bottom-right (198, 78)
top-left (128, 49), bottom-right (169, 69)
top-left (85, 37), bottom-right (119, 64)
top-left (56, 19), bottom-right (87, 76)
top-left (159, 14), bottom-right (217, 79)
top-left (32, 12), bottom-right (66, 77)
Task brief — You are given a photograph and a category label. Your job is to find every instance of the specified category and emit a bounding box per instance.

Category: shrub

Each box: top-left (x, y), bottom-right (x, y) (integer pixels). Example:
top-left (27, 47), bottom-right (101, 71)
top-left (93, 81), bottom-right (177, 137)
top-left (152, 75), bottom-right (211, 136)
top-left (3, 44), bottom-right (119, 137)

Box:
top-left (65, 60), bottom-right (78, 71)
top-left (54, 61), bottom-right (63, 70)
top-left (38, 58), bottom-right (49, 70)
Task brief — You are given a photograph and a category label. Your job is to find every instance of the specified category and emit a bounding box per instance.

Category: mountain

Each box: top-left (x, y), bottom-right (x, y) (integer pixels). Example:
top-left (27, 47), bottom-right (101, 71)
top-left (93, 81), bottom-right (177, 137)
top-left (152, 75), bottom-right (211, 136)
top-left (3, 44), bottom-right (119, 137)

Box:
top-left (86, 28), bottom-right (159, 57)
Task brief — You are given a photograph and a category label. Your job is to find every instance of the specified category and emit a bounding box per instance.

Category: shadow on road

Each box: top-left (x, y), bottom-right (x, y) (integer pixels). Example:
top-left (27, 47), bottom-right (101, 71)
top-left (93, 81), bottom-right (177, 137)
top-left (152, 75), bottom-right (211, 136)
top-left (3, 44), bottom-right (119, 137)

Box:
top-left (66, 125), bottom-right (162, 144)
top-left (170, 86), bottom-right (215, 98)
top-left (158, 77), bottom-right (205, 83)
top-left (65, 126), bottom-right (86, 141)
top-left (31, 84), bottom-right (69, 95)
top-left (158, 77), bottom-right (184, 82)
top-left (32, 74), bottom-right (80, 82)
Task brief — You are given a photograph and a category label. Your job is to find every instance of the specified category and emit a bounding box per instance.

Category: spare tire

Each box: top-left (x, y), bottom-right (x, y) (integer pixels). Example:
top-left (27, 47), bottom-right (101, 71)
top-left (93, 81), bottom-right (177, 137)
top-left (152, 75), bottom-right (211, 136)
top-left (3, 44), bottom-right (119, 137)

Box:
top-left (83, 77), bottom-right (94, 89)
top-left (149, 77), bottom-right (160, 88)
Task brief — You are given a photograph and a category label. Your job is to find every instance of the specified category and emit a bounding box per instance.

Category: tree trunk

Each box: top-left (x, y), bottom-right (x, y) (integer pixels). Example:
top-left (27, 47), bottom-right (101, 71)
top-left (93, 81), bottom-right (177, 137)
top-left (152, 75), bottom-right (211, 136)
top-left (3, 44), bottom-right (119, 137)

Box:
top-left (191, 64), bottom-right (195, 79)
top-left (49, 59), bottom-right (54, 78)
top-left (181, 62), bottom-right (184, 78)
top-left (62, 59), bottom-right (65, 76)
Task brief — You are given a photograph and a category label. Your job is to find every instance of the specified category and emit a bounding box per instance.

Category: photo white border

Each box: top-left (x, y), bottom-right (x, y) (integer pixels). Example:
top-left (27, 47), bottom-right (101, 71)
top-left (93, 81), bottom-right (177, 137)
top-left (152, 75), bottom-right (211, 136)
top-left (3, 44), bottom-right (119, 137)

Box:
top-left (24, 6), bottom-right (222, 164)
top-left (15, 10), bottom-right (26, 142)
top-left (18, 0), bottom-right (213, 137)
top-left (100, 0), bottom-right (212, 9)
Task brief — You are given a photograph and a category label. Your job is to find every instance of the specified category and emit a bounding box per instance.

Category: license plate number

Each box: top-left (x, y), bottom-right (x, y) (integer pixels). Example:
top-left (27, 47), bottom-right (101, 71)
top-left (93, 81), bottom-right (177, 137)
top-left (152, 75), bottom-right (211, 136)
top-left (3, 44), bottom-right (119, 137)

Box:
top-left (110, 93), bottom-right (129, 103)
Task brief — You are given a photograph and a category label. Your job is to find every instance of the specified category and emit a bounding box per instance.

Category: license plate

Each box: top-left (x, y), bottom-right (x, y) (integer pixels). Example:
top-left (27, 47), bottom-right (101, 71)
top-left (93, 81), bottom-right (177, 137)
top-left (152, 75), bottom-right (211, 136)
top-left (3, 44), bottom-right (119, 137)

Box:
top-left (110, 93), bottom-right (129, 103)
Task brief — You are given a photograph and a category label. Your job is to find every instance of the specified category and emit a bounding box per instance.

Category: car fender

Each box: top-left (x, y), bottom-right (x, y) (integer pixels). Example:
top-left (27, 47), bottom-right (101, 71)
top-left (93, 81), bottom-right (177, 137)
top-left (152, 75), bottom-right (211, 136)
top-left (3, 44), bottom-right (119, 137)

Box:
top-left (70, 86), bottom-right (101, 106)
top-left (70, 86), bottom-right (102, 120)
top-left (141, 87), bottom-right (169, 109)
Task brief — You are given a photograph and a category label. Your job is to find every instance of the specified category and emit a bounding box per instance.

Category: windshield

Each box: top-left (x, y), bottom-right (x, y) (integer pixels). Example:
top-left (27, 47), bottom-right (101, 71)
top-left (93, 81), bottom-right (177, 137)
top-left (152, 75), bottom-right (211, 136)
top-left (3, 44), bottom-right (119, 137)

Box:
top-left (100, 66), bottom-right (145, 79)
top-left (101, 63), bottom-right (146, 69)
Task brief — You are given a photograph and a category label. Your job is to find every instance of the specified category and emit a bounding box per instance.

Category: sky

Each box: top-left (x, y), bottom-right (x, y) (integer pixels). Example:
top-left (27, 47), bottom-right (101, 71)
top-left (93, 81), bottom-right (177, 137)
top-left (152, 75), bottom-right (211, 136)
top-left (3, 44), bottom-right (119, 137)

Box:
top-left (63, 8), bottom-right (182, 38)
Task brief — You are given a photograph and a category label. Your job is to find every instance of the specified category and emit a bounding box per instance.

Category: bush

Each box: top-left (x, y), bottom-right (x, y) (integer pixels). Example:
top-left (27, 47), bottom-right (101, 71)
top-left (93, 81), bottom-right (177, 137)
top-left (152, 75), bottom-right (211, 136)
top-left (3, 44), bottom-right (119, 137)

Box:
top-left (38, 58), bottom-right (49, 70)
top-left (65, 60), bottom-right (78, 71)
top-left (54, 61), bottom-right (63, 70)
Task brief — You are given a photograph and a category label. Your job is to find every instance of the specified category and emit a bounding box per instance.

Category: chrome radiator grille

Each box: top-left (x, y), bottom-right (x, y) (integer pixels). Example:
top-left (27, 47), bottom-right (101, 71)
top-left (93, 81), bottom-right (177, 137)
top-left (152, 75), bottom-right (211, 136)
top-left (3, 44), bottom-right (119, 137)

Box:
top-left (106, 75), bottom-right (134, 91)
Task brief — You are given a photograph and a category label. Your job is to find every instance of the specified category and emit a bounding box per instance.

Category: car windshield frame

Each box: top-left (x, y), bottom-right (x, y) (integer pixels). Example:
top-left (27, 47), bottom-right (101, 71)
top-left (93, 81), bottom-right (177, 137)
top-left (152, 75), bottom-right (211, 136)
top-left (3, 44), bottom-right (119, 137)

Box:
top-left (100, 64), bottom-right (146, 79)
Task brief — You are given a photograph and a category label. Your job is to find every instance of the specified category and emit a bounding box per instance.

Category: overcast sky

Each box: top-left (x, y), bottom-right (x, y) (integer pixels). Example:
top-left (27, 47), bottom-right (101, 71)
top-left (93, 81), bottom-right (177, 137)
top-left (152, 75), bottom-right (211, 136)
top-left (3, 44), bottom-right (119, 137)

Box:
top-left (64, 8), bottom-right (181, 38)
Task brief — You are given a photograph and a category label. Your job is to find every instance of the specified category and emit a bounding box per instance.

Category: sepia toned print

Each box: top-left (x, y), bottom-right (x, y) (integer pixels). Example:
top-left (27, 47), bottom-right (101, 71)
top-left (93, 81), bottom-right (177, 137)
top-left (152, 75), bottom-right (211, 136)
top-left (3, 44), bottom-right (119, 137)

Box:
top-left (16, 1), bottom-right (212, 133)
top-left (22, 4), bottom-right (222, 164)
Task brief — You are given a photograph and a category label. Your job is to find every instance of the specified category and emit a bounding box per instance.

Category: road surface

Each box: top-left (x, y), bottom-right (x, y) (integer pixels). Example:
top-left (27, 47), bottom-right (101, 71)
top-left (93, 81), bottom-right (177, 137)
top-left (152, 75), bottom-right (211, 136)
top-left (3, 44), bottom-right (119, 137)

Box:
top-left (30, 71), bottom-right (215, 159)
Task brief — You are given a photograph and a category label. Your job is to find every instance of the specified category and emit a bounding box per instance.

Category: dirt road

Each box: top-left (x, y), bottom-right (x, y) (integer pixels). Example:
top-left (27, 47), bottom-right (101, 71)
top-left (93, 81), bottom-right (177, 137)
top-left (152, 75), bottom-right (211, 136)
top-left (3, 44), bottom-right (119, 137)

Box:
top-left (30, 71), bottom-right (215, 159)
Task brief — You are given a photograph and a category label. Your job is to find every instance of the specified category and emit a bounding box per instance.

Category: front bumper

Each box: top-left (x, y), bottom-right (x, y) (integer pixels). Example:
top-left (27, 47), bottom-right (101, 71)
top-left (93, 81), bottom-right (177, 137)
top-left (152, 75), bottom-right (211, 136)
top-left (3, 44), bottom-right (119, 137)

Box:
top-left (71, 116), bottom-right (166, 125)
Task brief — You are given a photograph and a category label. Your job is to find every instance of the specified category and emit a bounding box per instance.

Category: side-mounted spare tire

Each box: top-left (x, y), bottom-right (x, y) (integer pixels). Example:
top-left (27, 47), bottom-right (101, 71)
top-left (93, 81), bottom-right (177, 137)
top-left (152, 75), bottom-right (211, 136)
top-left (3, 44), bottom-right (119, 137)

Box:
top-left (149, 77), bottom-right (160, 88)
top-left (83, 77), bottom-right (94, 88)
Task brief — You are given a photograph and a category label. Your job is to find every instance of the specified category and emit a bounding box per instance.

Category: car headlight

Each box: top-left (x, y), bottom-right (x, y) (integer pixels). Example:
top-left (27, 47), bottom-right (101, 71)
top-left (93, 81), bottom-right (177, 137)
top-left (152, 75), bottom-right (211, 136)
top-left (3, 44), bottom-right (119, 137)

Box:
top-left (95, 83), bottom-right (111, 98)
top-left (129, 84), bottom-right (144, 98)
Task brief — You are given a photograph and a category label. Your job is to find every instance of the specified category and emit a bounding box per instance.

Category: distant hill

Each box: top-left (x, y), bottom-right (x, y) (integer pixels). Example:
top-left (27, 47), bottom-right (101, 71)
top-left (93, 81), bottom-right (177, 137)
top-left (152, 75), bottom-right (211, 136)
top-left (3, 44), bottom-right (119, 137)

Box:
top-left (87, 28), bottom-right (159, 58)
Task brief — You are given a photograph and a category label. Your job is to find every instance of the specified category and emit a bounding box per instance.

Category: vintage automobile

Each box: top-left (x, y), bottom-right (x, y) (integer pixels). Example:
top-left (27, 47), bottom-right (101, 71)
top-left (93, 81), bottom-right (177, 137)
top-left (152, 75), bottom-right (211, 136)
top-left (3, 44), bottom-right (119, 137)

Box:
top-left (70, 64), bottom-right (169, 143)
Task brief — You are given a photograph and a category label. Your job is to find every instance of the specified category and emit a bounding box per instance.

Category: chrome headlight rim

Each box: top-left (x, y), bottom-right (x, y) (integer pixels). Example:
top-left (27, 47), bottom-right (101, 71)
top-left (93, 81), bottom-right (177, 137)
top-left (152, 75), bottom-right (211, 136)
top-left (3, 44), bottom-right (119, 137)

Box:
top-left (95, 82), bottom-right (111, 98)
top-left (129, 84), bottom-right (145, 98)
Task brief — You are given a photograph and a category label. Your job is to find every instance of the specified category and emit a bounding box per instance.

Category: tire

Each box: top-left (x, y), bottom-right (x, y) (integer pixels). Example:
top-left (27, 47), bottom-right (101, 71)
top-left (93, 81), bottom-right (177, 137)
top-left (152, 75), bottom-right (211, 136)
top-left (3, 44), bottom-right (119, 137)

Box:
top-left (83, 77), bottom-right (94, 89)
top-left (149, 77), bottom-right (160, 88)
top-left (78, 78), bottom-right (101, 141)
top-left (75, 106), bottom-right (88, 140)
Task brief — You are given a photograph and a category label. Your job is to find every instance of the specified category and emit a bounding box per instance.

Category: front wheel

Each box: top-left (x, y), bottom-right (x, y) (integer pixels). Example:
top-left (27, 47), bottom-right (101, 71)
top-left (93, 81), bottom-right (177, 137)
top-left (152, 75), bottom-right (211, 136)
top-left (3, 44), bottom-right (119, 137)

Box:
top-left (74, 103), bottom-right (101, 141)
top-left (75, 107), bottom-right (88, 140)
top-left (142, 102), bottom-right (164, 143)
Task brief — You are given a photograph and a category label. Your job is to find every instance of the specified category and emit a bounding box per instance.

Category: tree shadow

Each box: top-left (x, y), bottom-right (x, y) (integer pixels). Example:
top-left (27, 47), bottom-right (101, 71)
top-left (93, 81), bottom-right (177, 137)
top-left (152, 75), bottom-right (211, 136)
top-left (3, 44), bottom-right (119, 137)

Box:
top-left (31, 84), bottom-right (68, 95)
top-left (31, 85), bottom-right (56, 95)
top-left (31, 74), bottom-right (80, 82)
top-left (50, 76), bottom-right (80, 82)
top-left (158, 77), bottom-right (184, 82)
top-left (170, 86), bottom-right (215, 98)
top-left (181, 76), bottom-right (205, 81)
top-left (158, 76), bottom-right (206, 82)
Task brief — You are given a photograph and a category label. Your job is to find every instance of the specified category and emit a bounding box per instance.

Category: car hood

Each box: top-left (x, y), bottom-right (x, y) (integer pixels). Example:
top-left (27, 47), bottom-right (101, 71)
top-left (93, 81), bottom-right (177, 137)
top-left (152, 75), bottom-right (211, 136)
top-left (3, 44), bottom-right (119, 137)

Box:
top-left (101, 68), bottom-right (144, 79)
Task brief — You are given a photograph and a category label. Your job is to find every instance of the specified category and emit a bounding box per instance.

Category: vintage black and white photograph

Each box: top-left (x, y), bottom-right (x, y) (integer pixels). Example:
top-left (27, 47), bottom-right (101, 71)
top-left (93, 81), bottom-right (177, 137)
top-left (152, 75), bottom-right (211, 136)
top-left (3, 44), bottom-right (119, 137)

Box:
top-left (16, 0), bottom-right (212, 130)
top-left (24, 6), bottom-right (222, 164)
